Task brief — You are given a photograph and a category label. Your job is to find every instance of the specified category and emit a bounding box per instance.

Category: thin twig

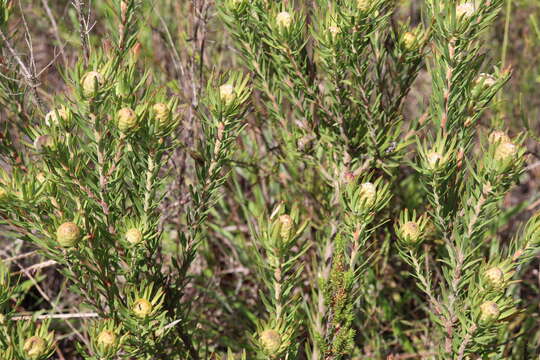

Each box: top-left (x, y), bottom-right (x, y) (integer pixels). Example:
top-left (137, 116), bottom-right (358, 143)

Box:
top-left (11, 312), bottom-right (99, 321)
top-left (40, 0), bottom-right (68, 65)
top-left (72, 0), bottom-right (91, 64)
top-left (0, 29), bottom-right (43, 108)
top-left (12, 260), bottom-right (58, 275)
top-left (1, 250), bottom-right (38, 262)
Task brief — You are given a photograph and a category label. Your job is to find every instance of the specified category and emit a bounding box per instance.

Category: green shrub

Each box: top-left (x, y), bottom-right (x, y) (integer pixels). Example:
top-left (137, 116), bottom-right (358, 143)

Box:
top-left (0, 0), bottom-right (539, 358)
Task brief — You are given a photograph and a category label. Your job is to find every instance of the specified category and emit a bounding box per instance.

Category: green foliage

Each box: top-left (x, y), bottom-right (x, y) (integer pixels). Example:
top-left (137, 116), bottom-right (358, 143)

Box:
top-left (0, 0), bottom-right (539, 359)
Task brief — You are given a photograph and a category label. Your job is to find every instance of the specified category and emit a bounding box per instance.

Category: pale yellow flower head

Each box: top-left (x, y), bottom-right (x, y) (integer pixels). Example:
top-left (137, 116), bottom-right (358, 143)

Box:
top-left (426, 151), bottom-right (443, 169)
top-left (488, 131), bottom-right (510, 145)
top-left (260, 329), bottom-right (282, 353)
top-left (329, 25), bottom-right (340, 38)
top-left (276, 11), bottom-right (292, 28)
top-left (132, 298), bottom-right (153, 317)
top-left (153, 103), bottom-right (170, 125)
top-left (56, 222), bottom-right (81, 247)
top-left (494, 142), bottom-right (517, 162)
top-left (23, 336), bottom-right (47, 358)
top-left (400, 221), bottom-right (421, 242)
top-left (125, 228), bottom-right (143, 245)
top-left (278, 214), bottom-right (293, 240)
top-left (219, 84), bottom-right (236, 104)
top-left (117, 107), bottom-right (138, 133)
top-left (97, 330), bottom-right (117, 348)
top-left (476, 73), bottom-right (497, 87)
top-left (484, 267), bottom-right (504, 287)
top-left (359, 182), bottom-right (376, 208)
top-left (402, 32), bottom-right (417, 50)
top-left (82, 71), bottom-right (105, 97)
top-left (480, 301), bottom-right (500, 322)
top-left (357, 0), bottom-right (370, 11)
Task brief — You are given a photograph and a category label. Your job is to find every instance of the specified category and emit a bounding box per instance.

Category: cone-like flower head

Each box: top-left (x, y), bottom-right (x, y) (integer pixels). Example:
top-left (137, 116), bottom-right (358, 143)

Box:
top-left (56, 222), bottom-right (81, 247)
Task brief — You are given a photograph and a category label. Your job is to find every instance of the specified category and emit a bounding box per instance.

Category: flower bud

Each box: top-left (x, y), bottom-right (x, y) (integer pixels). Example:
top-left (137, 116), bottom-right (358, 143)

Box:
top-left (472, 73), bottom-right (497, 99)
top-left (81, 71), bottom-right (104, 97)
top-left (329, 25), bottom-right (340, 38)
top-left (426, 151), bottom-right (443, 169)
top-left (219, 84), bottom-right (236, 104)
top-left (358, 182), bottom-right (376, 208)
top-left (484, 267), bottom-right (504, 287)
top-left (479, 301), bottom-right (500, 323)
top-left (132, 298), bottom-right (153, 317)
top-left (402, 32), bottom-right (417, 50)
top-left (400, 221), bottom-right (421, 243)
top-left (357, 0), bottom-right (369, 11)
top-left (278, 214), bottom-right (293, 240)
top-left (456, 2), bottom-right (475, 18)
top-left (488, 131), bottom-right (510, 145)
top-left (56, 222), bottom-right (81, 247)
top-left (125, 228), bottom-right (143, 245)
top-left (494, 141), bottom-right (517, 162)
top-left (117, 107), bottom-right (138, 133)
top-left (45, 106), bottom-right (70, 127)
top-left (97, 330), bottom-right (116, 348)
top-left (260, 329), bottom-right (281, 353)
top-left (475, 73), bottom-right (497, 88)
top-left (276, 11), bottom-right (292, 28)
top-left (152, 102), bottom-right (172, 130)
top-left (23, 336), bottom-right (46, 358)
top-left (0, 187), bottom-right (7, 200)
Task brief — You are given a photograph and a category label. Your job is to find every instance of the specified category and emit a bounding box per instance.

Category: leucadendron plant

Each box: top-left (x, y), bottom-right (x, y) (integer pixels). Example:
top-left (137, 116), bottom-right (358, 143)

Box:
top-left (1, 0), bottom-right (540, 358)
top-left (0, 0), bottom-right (250, 356)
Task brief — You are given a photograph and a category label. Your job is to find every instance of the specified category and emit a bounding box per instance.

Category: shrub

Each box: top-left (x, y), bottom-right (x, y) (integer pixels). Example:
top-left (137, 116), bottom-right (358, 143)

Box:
top-left (0, 0), bottom-right (540, 358)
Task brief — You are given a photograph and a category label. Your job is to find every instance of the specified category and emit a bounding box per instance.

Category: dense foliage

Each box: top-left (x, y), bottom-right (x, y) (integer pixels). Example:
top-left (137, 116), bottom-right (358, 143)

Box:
top-left (1, 0), bottom-right (540, 358)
